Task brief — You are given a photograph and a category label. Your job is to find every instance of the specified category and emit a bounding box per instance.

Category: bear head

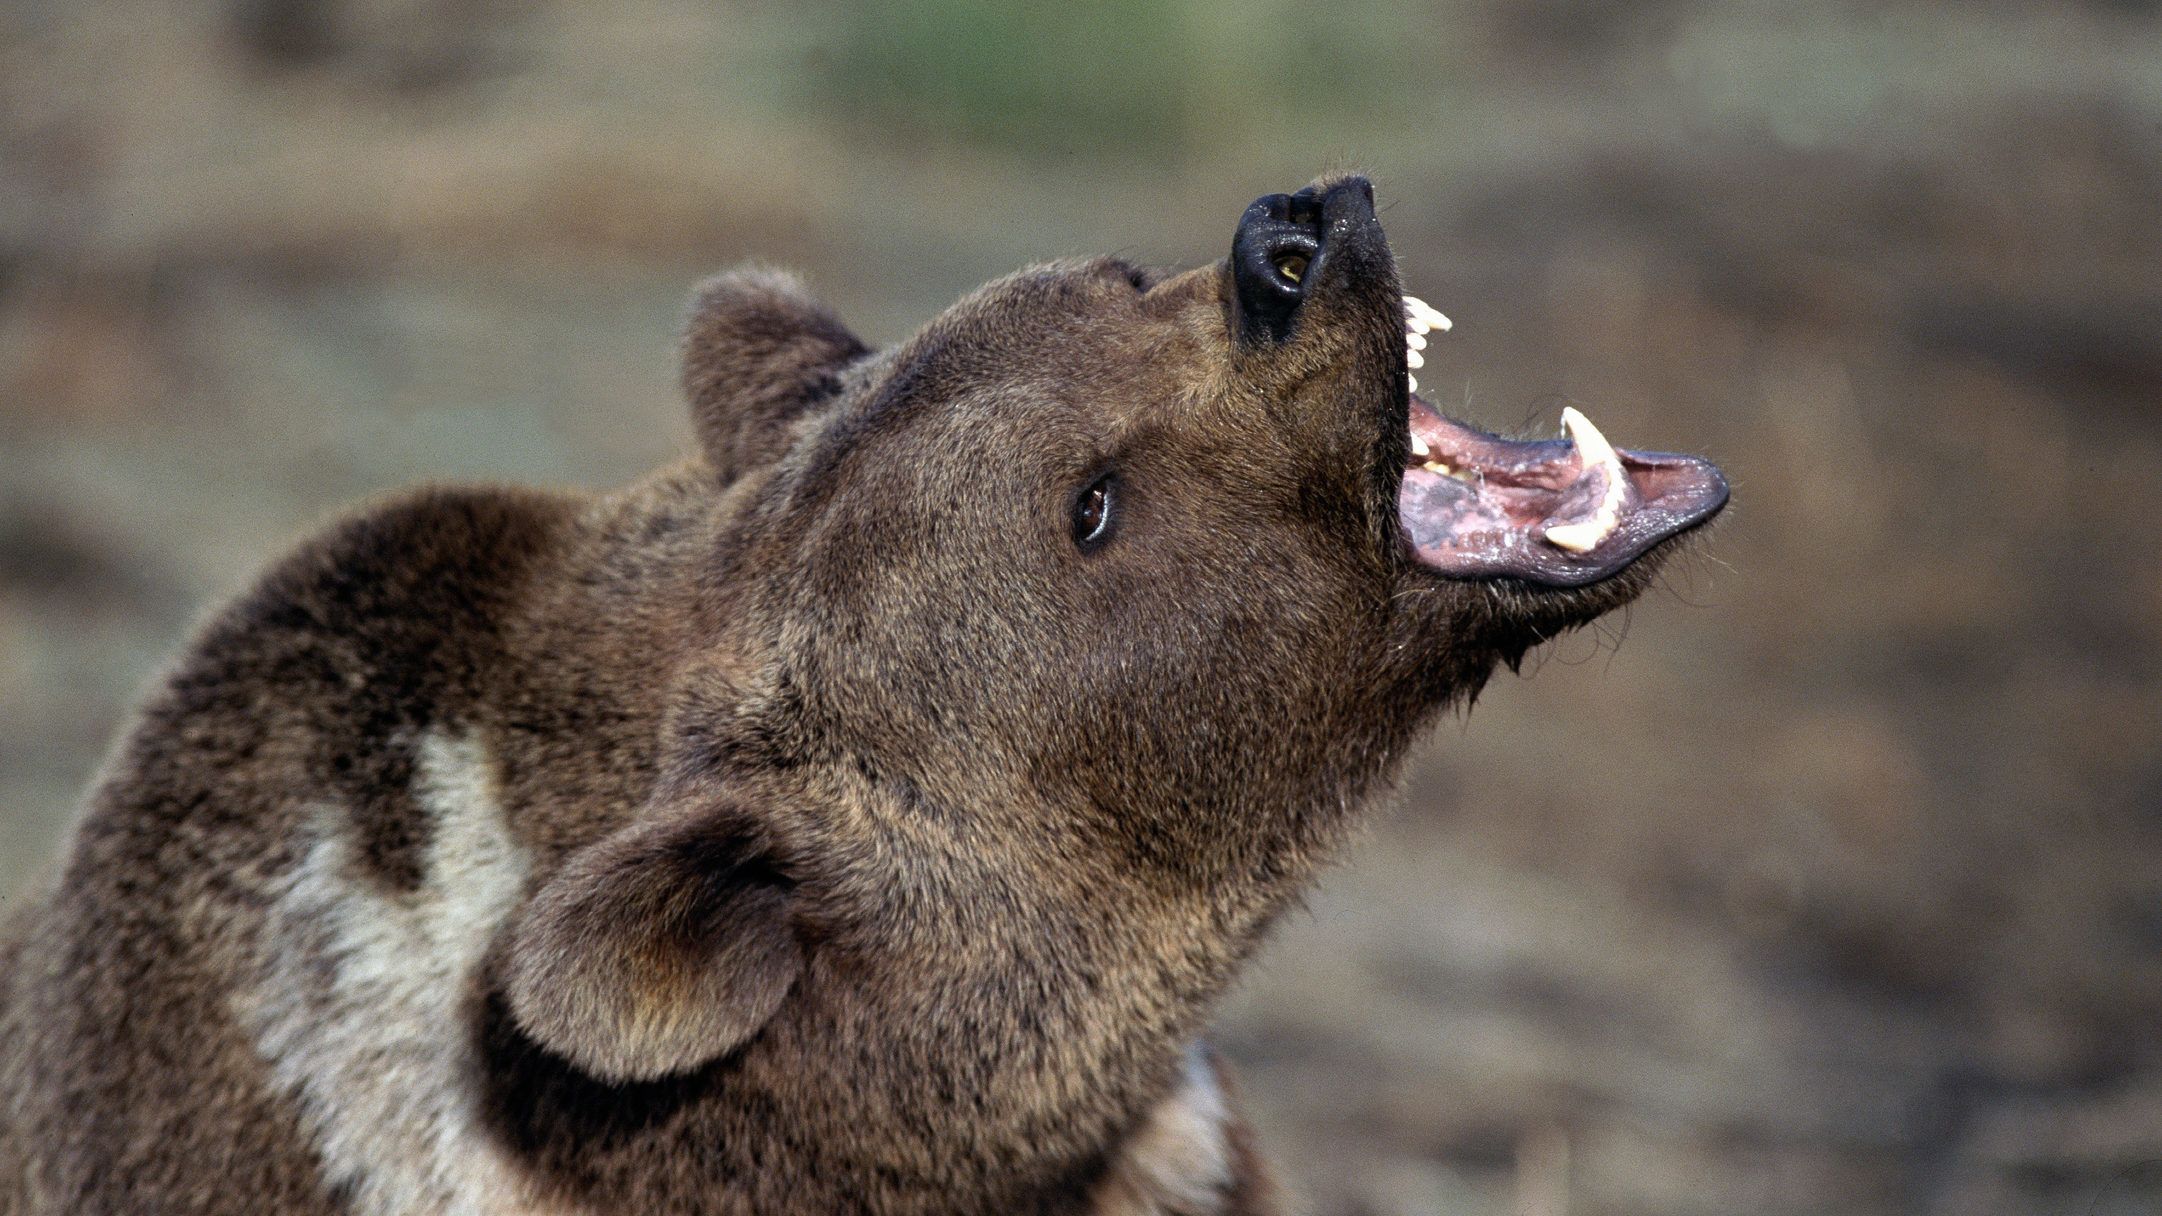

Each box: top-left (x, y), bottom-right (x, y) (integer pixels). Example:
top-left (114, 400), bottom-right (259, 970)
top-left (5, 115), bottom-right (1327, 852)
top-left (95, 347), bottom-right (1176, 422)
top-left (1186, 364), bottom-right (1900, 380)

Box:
top-left (491, 175), bottom-right (1724, 1206)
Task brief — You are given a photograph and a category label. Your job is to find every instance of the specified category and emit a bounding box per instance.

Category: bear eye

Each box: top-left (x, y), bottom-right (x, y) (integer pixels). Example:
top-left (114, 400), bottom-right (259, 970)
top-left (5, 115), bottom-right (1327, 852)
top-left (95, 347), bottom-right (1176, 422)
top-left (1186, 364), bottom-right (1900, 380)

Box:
top-left (1071, 474), bottom-right (1116, 552)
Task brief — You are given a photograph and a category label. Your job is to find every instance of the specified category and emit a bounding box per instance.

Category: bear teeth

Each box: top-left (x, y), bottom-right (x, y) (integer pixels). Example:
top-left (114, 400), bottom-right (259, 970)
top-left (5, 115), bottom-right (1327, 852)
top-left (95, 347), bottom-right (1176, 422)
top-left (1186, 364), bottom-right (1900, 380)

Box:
top-left (1543, 407), bottom-right (1630, 554)
top-left (1403, 296), bottom-right (1451, 399)
top-left (1403, 295), bottom-right (1453, 334)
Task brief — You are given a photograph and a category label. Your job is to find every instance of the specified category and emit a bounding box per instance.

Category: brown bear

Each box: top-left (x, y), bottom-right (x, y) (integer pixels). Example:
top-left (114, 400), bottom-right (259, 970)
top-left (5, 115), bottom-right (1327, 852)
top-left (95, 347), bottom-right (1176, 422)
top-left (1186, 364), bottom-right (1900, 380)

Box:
top-left (0, 176), bottom-right (1724, 1215)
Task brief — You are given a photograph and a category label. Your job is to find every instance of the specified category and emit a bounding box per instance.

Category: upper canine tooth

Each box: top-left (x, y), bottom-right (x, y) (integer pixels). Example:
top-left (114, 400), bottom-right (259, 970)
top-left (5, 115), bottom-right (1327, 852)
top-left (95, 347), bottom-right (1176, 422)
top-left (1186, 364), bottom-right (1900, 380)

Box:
top-left (1410, 433), bottom-right (1430, 457)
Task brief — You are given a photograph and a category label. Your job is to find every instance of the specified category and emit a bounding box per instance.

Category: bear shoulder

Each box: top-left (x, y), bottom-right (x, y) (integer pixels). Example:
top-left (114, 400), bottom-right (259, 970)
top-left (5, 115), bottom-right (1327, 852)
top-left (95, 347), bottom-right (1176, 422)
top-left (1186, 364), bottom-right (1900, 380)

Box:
top-left (79, 482), bottom-right (586, 890)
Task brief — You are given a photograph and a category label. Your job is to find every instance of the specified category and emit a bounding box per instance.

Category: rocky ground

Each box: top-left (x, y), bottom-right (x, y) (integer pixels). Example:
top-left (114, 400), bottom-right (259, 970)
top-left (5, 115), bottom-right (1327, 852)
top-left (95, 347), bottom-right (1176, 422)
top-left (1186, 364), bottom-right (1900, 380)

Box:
top-left (5, 2), bottom-right (2160, 1212)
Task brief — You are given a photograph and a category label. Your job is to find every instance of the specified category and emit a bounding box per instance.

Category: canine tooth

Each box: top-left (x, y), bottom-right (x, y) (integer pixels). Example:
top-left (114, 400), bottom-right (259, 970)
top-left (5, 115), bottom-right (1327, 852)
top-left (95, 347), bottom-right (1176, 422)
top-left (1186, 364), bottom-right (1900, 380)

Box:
top-left (1543, 521), bottom-right (1606, 553)
top-left (1560, 406), bottom-right (1619, 472)
top-left (1545, 406), bottom-right (1631, 554)
top-left (1410, 433), bottom-right (1430, 458)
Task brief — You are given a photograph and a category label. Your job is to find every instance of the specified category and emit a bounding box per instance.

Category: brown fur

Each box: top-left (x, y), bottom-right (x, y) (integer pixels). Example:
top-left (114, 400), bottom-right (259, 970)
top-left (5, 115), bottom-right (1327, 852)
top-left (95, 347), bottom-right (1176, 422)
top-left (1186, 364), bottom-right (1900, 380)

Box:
top-left (0, 176), bottom-right (1703, 1215)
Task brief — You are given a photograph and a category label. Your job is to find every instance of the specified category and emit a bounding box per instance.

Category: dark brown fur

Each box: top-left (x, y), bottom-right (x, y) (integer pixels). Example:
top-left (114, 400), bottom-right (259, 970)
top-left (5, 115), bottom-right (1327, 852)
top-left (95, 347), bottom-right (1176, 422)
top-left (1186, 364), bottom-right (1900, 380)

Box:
top-left (1, 177), bottom-right (1696, 1215)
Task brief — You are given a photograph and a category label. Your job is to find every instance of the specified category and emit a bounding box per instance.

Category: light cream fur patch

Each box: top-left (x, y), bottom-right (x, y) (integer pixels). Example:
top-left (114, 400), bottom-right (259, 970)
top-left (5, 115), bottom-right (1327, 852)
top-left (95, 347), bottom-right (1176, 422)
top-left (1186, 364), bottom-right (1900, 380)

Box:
top-left (1088, 1043), bottom-right (1235, 1216)
top-left (234, 730), bottom-right (574, 1216)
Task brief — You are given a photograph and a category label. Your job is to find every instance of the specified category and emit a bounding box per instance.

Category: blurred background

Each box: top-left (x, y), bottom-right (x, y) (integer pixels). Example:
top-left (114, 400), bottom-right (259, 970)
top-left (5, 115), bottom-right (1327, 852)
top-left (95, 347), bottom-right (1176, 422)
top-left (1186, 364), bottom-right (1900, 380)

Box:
top-left (3, 1), bottom-right (2159, 1212)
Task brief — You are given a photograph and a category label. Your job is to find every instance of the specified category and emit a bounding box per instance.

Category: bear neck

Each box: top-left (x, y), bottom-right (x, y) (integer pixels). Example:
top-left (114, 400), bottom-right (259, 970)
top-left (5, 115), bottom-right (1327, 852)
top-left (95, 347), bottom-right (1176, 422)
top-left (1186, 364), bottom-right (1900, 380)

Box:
top-left (471, 462), bottom-right (1308, 1212)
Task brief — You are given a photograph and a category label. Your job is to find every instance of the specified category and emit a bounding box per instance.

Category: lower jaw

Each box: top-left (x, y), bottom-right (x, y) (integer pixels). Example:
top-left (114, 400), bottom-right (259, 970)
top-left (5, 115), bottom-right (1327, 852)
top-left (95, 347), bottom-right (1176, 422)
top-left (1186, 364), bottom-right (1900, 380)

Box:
top-left (1395, 397), bottom-right (1726, 588)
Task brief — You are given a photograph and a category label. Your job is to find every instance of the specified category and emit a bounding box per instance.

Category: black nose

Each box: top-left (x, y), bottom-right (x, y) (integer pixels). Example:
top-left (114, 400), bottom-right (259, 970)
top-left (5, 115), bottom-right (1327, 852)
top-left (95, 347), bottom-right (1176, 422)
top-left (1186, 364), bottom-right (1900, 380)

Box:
top-left (1231, 177), bottom-right (1376, 346)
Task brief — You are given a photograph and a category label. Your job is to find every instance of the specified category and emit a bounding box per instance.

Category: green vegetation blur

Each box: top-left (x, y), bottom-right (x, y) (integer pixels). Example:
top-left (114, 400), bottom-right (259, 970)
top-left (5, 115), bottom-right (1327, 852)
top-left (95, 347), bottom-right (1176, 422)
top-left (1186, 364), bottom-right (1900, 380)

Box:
top-left (803, 0), bottom-right (1427, 158)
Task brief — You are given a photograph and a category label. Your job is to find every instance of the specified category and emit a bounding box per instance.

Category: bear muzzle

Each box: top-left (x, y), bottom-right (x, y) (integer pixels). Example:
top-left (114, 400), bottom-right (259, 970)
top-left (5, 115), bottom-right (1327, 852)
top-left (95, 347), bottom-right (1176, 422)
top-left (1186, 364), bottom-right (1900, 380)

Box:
top-left (1230, 176), bottom-right (1384, 348)
top-left (1231, 174), bottom-right (1728, 589)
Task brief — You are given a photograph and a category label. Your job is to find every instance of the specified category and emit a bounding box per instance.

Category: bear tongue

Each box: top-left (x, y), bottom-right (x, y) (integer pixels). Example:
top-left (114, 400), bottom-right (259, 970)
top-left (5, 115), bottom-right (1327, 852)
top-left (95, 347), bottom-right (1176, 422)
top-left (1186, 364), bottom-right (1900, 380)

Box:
top-left (1397, 396), bottom-right (1728, 589)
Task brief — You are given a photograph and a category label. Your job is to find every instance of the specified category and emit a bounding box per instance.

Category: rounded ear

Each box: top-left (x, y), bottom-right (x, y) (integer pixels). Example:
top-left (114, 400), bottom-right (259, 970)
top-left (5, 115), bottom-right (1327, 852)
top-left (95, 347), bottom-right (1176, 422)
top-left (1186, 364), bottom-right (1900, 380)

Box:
top-left (680, 266), bottom-right (869, 484)
top-left (501, 799), bottom-right (803, 1083)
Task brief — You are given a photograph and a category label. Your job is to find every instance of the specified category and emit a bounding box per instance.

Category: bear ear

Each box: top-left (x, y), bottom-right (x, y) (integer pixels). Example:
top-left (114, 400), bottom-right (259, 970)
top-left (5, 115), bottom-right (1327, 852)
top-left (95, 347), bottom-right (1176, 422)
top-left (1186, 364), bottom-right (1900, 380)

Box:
top-left (680, 266), bottom-right (870, 484)
top-left (501, 796), bottom-right (803, 1083)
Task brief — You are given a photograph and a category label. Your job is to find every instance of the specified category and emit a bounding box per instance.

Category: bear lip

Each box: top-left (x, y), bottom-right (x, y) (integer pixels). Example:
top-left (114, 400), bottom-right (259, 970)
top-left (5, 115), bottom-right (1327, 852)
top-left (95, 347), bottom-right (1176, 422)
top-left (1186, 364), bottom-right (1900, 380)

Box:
top-left (1396, 395), bottom-right (1729, 588)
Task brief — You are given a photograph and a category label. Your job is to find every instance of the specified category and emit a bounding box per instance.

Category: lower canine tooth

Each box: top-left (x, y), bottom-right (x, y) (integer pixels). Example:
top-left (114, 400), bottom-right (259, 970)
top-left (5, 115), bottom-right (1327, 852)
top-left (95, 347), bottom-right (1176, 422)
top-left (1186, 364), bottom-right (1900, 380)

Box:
top-left (1559, 406), bottom-right (1620, 472)
top-left (1544, 521), bottom-right (1606, 553)
top-left (1545, 406), bottom-right (1631, 554)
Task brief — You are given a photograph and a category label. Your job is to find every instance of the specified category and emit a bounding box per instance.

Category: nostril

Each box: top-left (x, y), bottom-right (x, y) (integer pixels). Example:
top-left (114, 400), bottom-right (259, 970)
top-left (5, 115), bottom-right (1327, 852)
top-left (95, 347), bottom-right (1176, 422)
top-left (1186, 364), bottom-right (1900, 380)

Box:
top-left (1285, 188), bottom-right (1325, 229)
top-left (1232, 193), bottom-right (1324, 347)
top-left (1260, 230), bottom-right (1319, 290)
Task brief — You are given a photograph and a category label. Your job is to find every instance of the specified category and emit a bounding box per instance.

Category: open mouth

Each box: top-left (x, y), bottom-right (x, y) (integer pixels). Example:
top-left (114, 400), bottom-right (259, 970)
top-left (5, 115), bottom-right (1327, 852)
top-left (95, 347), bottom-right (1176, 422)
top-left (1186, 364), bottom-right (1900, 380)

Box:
top-left (1396, 297), bottom-right (1729, 588)
top-left (1219, 179), bottom-right (1725, 589)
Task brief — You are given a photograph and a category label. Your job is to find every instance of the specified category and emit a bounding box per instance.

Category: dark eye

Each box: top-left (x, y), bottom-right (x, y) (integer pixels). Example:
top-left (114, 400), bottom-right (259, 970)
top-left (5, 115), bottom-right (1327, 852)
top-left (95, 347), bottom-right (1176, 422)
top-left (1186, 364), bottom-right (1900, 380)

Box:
top-left (1071, 474), bottom-right (1116, 552)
